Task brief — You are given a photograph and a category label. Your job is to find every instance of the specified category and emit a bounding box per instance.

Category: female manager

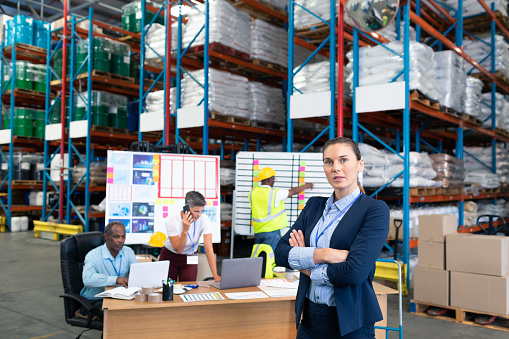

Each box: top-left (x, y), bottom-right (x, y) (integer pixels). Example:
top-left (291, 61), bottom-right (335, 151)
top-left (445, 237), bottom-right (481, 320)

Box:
top-left (159, 191), bottom-right (221, 282)
top-left (275, 137), bottom-right (389, 339)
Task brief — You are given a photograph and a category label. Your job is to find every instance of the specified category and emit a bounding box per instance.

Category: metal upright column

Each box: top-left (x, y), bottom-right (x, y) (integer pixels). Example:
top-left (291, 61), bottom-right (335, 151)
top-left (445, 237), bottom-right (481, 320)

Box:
top-left (202, 0), bottom-right (210, 155)
top-left (402, 3), bottom-right (411, 289)
top-left (164, 0), bottom-right (172, 146)
top-left (329, 0), bottom-right (336, 139)
top-left (286, 0), bottom-right (294, 152)
top-left (176, 0), bottom-right (184, 143)
top-left (338, 2), bottom-right (344, 137)
top-left (60, 0), bottom-right (68, 223)
top-left (138, 0), bottom-right (147, 142)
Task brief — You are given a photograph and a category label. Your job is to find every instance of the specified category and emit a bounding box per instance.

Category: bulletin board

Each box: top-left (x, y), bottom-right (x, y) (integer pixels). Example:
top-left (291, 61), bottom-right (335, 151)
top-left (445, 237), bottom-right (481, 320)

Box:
top-left (106, 151), bottom-right (221, 244)
top-left (234, 152), bottom-right (331, 236)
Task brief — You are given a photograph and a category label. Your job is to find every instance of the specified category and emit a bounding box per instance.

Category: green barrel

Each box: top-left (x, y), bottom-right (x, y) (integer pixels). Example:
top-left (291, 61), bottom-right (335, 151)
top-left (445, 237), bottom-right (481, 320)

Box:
top-left (32, 109), bottom-right (45, 138)
top-left (77, 37), bottom-right (112, 74)
top-left (50, 98), bottom-right (69, 125)
top-left (122, 1), bottom-right (164, 33)
top-left (15, 61), bottom-right (32, 90)
top-left (5, 108), bottom-right (34, 137)
top-left (32, 64), bottom-right (47, 93)
top-left (111, 41), bottom-right (131, 77)
top-left (3, 63), bottom-right (12, 90)
top-left (75, 91), bottom-right (109, 126)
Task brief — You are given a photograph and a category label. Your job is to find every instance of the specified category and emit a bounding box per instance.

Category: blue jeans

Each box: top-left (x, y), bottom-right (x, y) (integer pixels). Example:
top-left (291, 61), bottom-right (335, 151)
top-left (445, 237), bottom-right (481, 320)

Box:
top-left (297, 299), bottom-right (375, 339)
top-left (254, 229), bottom-right (281, 252)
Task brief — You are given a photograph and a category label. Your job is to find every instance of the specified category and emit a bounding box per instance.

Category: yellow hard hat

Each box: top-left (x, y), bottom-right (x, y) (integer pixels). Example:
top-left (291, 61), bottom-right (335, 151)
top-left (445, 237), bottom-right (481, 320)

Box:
top-left (259, 167), bottom-right (276, 181)
top-left (148, 231), bottom-right (166, 247)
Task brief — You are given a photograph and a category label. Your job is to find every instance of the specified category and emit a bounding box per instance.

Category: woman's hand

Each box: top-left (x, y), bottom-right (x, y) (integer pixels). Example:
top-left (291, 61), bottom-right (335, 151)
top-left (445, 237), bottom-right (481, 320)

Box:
top-left (213, 274), bottom-right (221, 282)
top-left (313, 248), bottom-right (349, 265)
top-left (180, 211), bottom-right (193, 233)
top-left (289, 229), bottom-right (306, 247)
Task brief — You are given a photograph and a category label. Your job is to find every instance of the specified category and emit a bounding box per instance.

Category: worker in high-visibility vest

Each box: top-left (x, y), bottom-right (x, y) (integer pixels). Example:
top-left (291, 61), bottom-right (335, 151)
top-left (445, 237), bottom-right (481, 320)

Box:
top-left (249, 167), bottom-right (314, 251)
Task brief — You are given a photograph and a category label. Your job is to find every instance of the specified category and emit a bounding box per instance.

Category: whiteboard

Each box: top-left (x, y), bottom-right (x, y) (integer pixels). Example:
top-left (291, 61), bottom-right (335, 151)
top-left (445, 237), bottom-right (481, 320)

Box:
top-left (234, 152), bottom-right (331, 236)
top-left (106, 151), bottom-right (221, 245)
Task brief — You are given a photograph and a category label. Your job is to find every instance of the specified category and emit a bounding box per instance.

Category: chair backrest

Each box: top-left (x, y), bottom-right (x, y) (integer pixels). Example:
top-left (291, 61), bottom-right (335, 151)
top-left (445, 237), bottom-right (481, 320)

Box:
top-left (60, 232), bottom-right (105, 296)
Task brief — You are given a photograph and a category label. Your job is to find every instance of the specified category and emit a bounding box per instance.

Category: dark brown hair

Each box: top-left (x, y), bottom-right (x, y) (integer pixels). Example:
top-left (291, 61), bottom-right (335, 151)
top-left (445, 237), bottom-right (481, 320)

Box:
top-left (323, 137), bottom-right (365, 194)
top-left (323, 137), bottom-right (362, 160)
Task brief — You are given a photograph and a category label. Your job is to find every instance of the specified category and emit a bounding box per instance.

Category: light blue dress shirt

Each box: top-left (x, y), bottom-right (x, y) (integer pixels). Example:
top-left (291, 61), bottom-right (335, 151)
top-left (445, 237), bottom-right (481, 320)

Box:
top-left (80, 243), bottom-right (138, 300)
top-left (288, 188), bottom-right (361, 307)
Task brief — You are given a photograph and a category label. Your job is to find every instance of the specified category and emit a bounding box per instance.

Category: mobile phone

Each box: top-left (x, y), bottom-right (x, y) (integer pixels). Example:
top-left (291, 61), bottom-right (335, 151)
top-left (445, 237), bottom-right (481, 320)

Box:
top-left (183, 205), bottom-right (190, 213)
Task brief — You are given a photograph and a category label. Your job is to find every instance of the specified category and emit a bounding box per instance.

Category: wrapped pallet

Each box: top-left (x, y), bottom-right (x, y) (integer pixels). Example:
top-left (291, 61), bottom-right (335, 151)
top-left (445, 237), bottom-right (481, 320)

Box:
top-left (429, 153), bottom-right (465, 188)
top-left (145, 22), bottom-right (181, 63)
top-left (465, 76), bottom-right (483, 118)
top-left (443, 0), bottom-right (507, 17)
top-left (463, 35), bottom-right (509, 79)
top-left (434, 51), bottom-right (466, 113)
top-left (247, 82), bottom-right (285, 125)
top-left (481, 92), bottom-right (509, 130)
top-left (145, 88), bottom-right (176, 115)
top-left (294, 0), bottom-right (335, 29)
top-left (250, 19), bottom-right (287, 68)
top-left (183, 0), bottom-right (251, 55)
top-left (463, 146), bottom-right (503, 188)
top-left (181, 68), bottom-right (249, 118)
top-left (346, 41), bottom-right (440, 102)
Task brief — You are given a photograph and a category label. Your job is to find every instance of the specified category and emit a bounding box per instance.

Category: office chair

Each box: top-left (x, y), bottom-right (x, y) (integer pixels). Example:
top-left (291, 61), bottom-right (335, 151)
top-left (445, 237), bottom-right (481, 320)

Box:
top-left (60, 231), bottom-right (105, 332)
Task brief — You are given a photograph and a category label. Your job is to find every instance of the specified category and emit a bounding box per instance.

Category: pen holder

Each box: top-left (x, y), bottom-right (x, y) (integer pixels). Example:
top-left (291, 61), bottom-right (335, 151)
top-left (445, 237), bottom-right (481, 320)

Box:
top-left (162, 283), bottom-right (173, 301)
top-left (285, 268), bottom-right (294, 281)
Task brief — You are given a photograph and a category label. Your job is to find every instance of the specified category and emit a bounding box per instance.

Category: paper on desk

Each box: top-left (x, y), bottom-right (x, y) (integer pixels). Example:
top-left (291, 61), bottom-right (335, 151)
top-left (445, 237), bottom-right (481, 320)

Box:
top-left (258, 279), bottom-right (298, 298)
top-left (225, 291), bottom-right (269, 300)
top-left (265, 279), bottom-right (299, 289)
top-left (155, 284), bottom-right (186, 295)
top-left (180, 292), bottom-right (225, 302)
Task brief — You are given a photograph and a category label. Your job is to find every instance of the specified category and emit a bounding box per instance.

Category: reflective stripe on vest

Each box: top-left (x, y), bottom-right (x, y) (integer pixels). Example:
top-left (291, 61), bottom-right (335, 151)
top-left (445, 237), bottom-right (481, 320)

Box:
top-left (249, 187), bottom-right (287, 233)
top-left (251, 243), bottom-right (276, 278)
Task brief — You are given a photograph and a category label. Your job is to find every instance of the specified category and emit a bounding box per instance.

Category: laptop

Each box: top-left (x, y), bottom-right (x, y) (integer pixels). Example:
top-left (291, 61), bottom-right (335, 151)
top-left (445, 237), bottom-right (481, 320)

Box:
top-left (128, 261), bottom-right (170, 289)
top-left (209, 257), bottom-right (263, 290)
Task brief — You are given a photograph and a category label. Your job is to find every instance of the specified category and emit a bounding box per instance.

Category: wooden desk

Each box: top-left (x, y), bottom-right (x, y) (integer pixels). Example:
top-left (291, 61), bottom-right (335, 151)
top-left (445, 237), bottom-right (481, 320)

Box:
top-left (103, 282), bottom-right (297, 339)
top-left (103, 281), bottom-right (397, 339)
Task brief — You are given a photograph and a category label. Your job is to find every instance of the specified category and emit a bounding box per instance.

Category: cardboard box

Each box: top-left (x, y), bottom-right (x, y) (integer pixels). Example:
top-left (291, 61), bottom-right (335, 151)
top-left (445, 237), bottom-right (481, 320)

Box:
top-left (418, 241), bottom-right (445, 269)
top-left (51, 16), bottom-right (103, 33)
top-left (450, 271), bottom-right (509, 315)
top-left (418, 214), bottom-right (457, 243)
top-left (413, 267), bottom-right (449, 306)
top-left (446, 234), bottom-right (509, 276)
top-left (135, 254), bottom-right (157, 263)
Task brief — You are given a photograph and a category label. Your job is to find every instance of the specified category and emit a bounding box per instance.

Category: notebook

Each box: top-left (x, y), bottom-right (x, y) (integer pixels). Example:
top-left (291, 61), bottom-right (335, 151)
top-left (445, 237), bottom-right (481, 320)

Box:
top-left (209, 257), bottom-right (263, 290)
top-left (128, 261), bottom-right (170, 289)
top-left (94, 286), bottom-right (140, 300)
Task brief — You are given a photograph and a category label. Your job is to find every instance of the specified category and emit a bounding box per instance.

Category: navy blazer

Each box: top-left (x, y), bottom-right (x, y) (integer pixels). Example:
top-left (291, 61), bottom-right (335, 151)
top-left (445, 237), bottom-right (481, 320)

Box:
top-left (274, 193), bottom-right (390, 336)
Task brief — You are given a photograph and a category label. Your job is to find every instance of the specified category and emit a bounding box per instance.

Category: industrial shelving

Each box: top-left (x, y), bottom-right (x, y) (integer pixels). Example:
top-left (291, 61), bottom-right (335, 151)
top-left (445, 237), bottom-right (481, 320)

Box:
top-left (346, 0), bottom-right (509, 288)
top-left (0, 38), bottom-right (48, 229)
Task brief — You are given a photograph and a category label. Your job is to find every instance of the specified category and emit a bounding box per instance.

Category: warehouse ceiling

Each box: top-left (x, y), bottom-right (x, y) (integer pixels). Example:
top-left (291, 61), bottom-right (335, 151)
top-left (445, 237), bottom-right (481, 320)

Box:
top-left (0, 0), bottom-right (168, 27)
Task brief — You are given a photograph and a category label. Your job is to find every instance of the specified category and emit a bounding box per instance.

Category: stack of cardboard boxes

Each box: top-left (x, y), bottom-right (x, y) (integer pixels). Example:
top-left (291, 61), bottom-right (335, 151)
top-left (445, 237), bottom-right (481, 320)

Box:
top-left (447, 234), bottom-right (509, 315)
top-left (414, 214), bottom-right (457, 306)
top-left (414, 214), bottom-right (509, 316)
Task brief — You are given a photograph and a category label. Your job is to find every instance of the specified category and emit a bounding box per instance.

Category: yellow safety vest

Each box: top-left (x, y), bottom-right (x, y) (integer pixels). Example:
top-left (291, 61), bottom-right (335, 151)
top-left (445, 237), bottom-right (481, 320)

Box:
top-left (251, 243), bottom-right (275, 278)
top-left (248, 187), bottom-right (288, 234)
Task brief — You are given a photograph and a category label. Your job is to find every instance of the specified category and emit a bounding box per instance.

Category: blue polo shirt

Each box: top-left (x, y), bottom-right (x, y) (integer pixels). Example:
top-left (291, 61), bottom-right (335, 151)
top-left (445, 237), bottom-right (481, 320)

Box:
top-left (80, 243), bottom-right (138, 300)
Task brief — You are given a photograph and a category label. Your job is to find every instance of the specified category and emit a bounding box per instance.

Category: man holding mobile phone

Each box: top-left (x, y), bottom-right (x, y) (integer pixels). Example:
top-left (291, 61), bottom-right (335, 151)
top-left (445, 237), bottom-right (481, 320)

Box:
top-left (159, 191), bottom-right (221, 282)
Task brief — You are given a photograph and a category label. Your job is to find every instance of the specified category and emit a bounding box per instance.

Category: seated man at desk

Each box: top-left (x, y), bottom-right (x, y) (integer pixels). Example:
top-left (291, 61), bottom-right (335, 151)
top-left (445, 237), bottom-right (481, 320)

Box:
top-left (79, 221), bottom-right (138, 320)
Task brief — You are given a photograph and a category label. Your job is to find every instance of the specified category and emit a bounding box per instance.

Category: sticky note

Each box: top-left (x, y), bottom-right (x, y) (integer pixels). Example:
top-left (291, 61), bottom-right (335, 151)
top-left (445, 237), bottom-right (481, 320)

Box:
top-left (163, 199), bottom-right (169, 205)
top-left (107, 178), bottom-right (113, 184)
top-left (153, 165), bottom-right (158, 171)
top-left (207, 201), bottom-right (213, 206)
top-left (298, 204), bottom-right (305, 210)
top-left (163, 213), bottom-right (168, 218)
top-left (253, 159), bottom-right (259, 165)
top-left (253, 182), bottom-right (259, 187)
top-left (107, 167), bottom-right (114, 173)
top-left (299, 172), bottom-right (305, 177)
top-left (163, 206), bottom-right (168, 212)
top-left (169, 199), bottom-right (175, 205)
top-left (213, 201), bottom-right (219, 206)
top-left (156, 199), bottom-right (162, 205)
top-left (300, 161), bottom-right (306, 166)
top-left (299, 194), bottom-right (305, 200)
top-left (299, 166), bottom-right (305, 171)
top-left (153, 176), bottom-right (159, 183)
top-left (153, 155), bottom-right (160, 164)
top-left (254, 177), bottom-right (259, 182)
top-left (299, 177), bottom-right (305, 184)
top-left (107, 172), bottom-right (114, 179)
top-left (253, 165), bottom-right (259, 171)
top-left (254, 170), bottom-right (259, 177)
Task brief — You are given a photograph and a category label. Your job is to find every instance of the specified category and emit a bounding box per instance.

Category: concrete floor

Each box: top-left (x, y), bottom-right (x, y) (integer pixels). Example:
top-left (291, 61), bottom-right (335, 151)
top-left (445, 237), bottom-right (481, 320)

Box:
top-left (1, 231), bottom-right (507, 339)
